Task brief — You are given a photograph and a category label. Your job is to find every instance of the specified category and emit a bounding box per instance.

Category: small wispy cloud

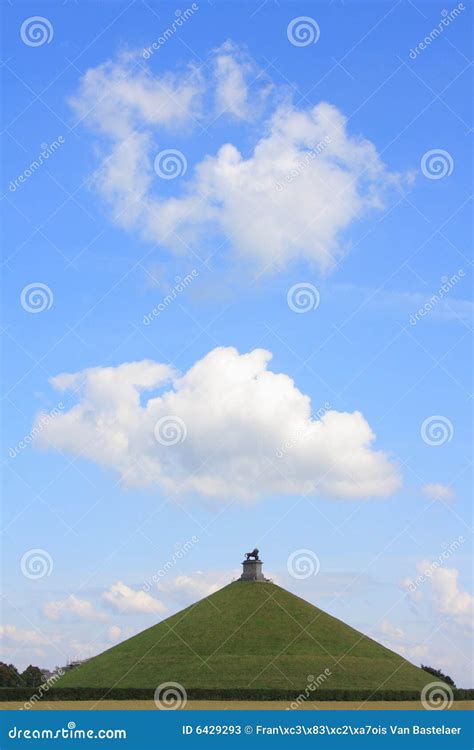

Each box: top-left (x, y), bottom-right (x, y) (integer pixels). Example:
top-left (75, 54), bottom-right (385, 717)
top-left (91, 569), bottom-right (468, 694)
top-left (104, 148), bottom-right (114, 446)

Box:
top-left (423, 483), bottom-right (455, 502)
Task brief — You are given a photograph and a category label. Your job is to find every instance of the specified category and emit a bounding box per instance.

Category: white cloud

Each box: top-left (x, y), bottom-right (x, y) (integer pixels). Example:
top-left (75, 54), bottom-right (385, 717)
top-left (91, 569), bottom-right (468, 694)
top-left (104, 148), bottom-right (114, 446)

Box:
top-left (66, 640), bottom-right (104, 663)
top-left (107, 625), bottom-right (122, 642)
top-left (43, 594), bottom-right (107, 622)
top-left (70, 51), bottom-right (202, 139)
top-left (170, 102), bottom-right (401, 273)
top-left (399, 576), bottom-right (423, 603)
top-left (423, 483), bottom-right (455, 502)
top-left (0, 624), bottom-right (50, 647)
top-left (212, 40), bottom-right (269, 119)
top-left (400, 643), bottom-right (430, 662)
top-left (102, 581), bottom-right (167, 615)
top-left (379, 618), bottom-right (405, 639)
top-left (374, 622), bottom-right (471, 685)
top-left (385, 639), bottom-right (429, 664)
top-left (373, 620), bottom-right (431, 666)
top-left (69, 51), bottom-right (202, 236)
top-left (33, 346), bottom-right (400, 501)
top-left (157, 571), bottom-right (227, 603)
top-left (331, 282), bottom-right (473, 325)
top-left (419, 561), bottom-right (473, 628)
top-left (71, 44), bottom-right (404, 274)
top-left (401, 560), bottom-right (473, 629)
top-left (66, 628), bottom-right (135, 663)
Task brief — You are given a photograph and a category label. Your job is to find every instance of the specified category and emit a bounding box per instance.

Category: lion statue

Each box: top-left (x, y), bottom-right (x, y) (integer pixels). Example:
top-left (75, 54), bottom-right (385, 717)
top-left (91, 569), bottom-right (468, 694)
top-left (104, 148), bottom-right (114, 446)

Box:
top-left (245, 548), bottom-right (260, 561)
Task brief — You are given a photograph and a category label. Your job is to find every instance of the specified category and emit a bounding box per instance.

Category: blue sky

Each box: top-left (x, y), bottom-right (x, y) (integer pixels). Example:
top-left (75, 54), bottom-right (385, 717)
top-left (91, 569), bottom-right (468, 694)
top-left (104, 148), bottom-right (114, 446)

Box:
top-left (1, 0), bottom-right (472, 687)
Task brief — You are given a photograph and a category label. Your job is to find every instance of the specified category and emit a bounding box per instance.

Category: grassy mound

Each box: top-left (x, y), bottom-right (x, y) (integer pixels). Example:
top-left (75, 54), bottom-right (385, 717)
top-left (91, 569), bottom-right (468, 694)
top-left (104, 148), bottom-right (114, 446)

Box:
top-left (57, 582), bottom-right (434, 692)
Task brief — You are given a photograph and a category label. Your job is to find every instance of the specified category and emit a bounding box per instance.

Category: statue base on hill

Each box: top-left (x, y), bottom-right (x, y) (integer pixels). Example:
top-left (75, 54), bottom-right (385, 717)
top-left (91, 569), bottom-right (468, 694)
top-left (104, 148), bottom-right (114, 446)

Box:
top-left (238, 559), bottom-right (269, 582)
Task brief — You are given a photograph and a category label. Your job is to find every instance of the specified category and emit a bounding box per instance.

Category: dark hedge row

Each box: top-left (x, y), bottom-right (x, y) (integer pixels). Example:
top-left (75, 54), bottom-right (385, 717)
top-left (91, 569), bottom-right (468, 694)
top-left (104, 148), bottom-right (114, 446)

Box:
top-left (1, 686), bottom-right (472, 702)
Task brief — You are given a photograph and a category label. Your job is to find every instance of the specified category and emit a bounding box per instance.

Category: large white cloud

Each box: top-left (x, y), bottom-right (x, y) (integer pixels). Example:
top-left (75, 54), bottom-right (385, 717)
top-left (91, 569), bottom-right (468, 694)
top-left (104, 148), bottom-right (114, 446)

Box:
top-left (33, 346), bottom-right (399, 500)
top-left (71, 44), bottom-right (403, 273)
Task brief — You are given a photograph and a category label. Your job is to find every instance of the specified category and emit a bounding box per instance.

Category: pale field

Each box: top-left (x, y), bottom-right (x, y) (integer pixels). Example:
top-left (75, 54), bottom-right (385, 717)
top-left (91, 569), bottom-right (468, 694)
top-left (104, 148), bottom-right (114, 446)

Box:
top-left (0, 700), bottom-right (472, 711)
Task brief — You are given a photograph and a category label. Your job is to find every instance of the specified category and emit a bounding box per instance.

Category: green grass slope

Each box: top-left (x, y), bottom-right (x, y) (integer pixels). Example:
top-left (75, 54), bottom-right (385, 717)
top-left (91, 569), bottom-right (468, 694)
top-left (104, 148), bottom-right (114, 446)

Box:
top-left (58, 582), bottom-right (431, 691)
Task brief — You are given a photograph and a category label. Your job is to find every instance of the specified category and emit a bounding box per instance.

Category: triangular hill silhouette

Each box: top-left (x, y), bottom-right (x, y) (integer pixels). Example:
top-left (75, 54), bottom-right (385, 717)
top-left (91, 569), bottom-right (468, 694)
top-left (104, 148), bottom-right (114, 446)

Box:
top-left (59, 558), bottom-right (431, 693)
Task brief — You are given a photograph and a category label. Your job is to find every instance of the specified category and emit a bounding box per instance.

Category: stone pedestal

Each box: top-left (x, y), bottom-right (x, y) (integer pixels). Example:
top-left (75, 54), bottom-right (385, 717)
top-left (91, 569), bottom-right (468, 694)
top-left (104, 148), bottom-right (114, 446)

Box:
top-left (239, 559), bottom-right (268, 582)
